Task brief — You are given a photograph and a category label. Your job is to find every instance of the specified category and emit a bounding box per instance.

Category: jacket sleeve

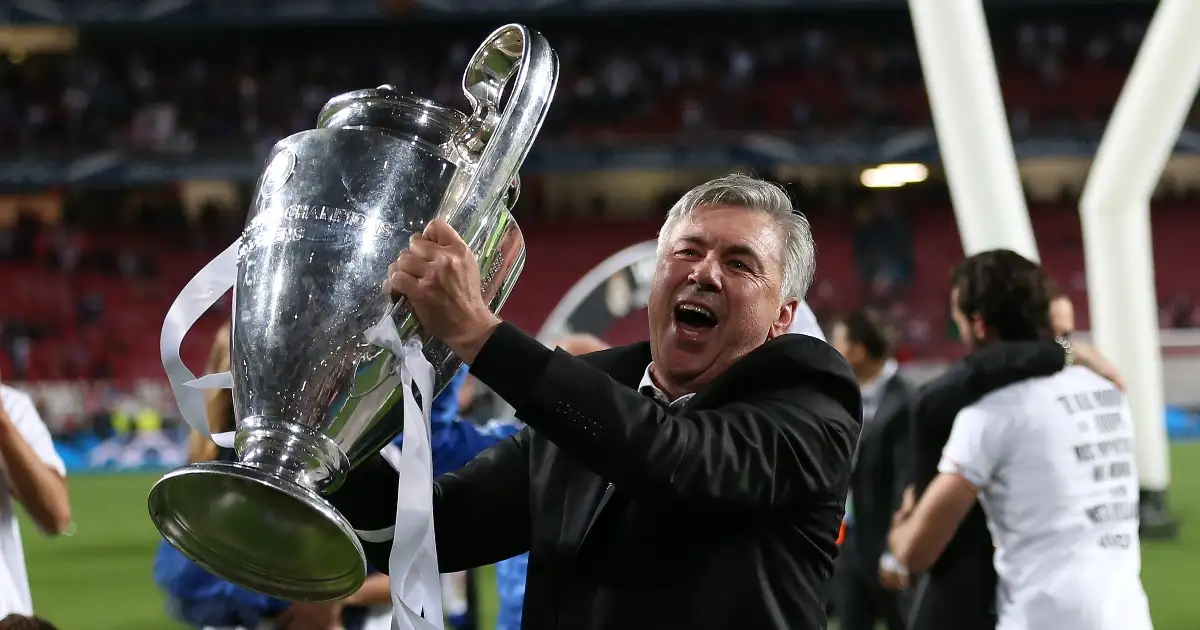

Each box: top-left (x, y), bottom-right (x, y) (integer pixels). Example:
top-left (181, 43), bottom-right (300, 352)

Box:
top-left (908, 340), bottom-right (1066, 493)
top-left (326, 429), bottom-right (531, 574)
top-left (956, 340), bottom-right (1066, 402)
top-left (471, 322), bottom-right (859, 510)
top-left (887, 401), bottom-right (913, 511)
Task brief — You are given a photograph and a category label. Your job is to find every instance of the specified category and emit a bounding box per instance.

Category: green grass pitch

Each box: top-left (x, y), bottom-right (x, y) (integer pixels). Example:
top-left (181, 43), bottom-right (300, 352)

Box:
top-left (20, 443), bottom-right (1200, 629)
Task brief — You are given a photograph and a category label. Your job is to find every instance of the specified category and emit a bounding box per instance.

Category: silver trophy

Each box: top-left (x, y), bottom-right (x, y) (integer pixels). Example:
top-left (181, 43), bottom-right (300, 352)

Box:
top-left (147, 24), bottom-right (558, 602)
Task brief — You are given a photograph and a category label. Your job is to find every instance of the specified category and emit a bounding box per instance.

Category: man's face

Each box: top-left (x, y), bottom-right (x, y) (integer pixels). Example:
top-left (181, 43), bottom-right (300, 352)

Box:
top-left (1050, 296), bottom-right (1075, 337)
top-left (949, 287), bottom-right (985, 350)
top-left (648, 205), bottom-right (797, 389)
top-left (830, 322), bottom-right (865, 368)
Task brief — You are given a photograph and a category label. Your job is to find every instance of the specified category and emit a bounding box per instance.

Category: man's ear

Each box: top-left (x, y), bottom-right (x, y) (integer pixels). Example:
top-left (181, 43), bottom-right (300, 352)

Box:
top-left (769, 298), bottom-right (799, 339)
top-left (971, 313), bottom-right (988, 342)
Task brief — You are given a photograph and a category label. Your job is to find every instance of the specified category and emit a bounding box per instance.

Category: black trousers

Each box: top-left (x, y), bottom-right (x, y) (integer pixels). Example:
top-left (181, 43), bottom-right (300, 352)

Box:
top-left (834, 534), bottom-right (910, 630)
top-left (907, 549), bottom-right (997, 630)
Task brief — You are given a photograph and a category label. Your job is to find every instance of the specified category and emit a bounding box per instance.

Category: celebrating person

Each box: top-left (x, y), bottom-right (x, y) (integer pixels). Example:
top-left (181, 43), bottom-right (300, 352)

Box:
top-left (828, 309), bottom-right (913, 630)
top-left (329, 173), bottom-right (863, 630)
top-left (0, 374), bottom-right (71, 621)
top-left (891, 250), bottom-right (1145, 630)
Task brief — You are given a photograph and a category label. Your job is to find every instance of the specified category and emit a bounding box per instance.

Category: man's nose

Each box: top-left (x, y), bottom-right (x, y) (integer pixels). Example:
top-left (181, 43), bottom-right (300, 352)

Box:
top-left (687, 256), bottom-right (722, 291)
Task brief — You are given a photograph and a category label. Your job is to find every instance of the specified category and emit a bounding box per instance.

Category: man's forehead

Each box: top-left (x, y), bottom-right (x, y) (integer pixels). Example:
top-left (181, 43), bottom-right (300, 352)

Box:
top-left (669, 206), bottom-right (784, 252)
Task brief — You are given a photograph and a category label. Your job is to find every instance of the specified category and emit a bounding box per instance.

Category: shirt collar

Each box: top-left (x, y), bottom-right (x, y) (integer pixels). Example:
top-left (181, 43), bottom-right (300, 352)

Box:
top-left (860, 358), bottom-right (899, 400)
top-left (639, 364), bottom-right (696, 408)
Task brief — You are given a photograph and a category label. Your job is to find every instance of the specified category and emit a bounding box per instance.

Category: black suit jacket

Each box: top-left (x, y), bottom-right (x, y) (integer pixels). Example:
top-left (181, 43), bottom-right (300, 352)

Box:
top-left (844, 374), bottom-right (913, 576)
top-left (331, 322), bottom-right (863, 630)
top-left (906, 341), bottom-right (1067, 630)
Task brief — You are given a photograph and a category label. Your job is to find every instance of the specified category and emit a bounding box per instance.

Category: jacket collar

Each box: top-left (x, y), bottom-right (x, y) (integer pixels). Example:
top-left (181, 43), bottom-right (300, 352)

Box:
top-left (580, 334), bottom-right (862, 419)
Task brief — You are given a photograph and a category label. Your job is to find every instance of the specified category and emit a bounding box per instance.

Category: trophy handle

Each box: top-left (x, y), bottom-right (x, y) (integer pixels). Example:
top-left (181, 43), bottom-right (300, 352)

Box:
top-left (443, 23), bottom-right (559, 231)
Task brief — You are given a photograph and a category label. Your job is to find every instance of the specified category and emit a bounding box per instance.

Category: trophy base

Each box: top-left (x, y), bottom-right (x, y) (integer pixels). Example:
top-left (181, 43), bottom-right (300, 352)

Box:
top-left (148, 460), bottom-right (367, 602)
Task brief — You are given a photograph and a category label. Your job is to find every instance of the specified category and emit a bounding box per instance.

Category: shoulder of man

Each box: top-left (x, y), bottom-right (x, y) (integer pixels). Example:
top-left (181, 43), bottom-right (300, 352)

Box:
top-left (699, 334), bottom-right (863, 423)
top-left (1, 383), bottom-right (39, 422)
top-left (888, 372), bottom-right (916, 396)
top-left (562, 336), bottom-right (861, 418)
top-left (568, 341), bottom-right (653, 387)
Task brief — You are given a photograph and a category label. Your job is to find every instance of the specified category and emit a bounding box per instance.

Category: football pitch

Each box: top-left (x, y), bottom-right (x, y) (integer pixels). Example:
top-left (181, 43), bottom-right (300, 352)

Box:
top-left (22, 442), bottom-right (1200, 630)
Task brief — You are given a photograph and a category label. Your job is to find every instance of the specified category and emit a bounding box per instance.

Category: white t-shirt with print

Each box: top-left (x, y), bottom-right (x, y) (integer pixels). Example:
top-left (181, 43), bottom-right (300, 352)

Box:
top-left (0, 384), bottom-right (66, 618)
top-left (939, 366), bottom-right (1151, 630)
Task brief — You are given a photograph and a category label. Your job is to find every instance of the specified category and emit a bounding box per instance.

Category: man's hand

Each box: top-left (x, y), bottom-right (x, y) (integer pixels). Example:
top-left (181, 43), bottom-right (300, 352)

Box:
top-left (878, 552), bottom-right (910, 591)
top-left (893, 485), bottom-right (916, 526)
top-left (1072, 341), bottom-right (1125, 391)
top-left (388, 219), bottom-right (501, 363)
top-left (277, 601), bottom-right (344, 630)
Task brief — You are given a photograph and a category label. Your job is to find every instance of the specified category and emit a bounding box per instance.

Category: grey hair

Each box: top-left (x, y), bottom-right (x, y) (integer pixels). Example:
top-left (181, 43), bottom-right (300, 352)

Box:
top-left (656, 173), bottom-right (815, 300)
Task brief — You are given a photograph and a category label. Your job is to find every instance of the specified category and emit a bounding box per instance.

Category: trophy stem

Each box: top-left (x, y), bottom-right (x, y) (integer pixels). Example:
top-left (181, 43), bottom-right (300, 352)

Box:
top-left (235, 416), bottom-right (351, 494)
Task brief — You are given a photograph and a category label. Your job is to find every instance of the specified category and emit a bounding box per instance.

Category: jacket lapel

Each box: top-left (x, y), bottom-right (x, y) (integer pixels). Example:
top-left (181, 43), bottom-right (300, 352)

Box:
top-left (574, 343), bottom-right (652, 550)
top-left (573, 335), bottom-right (860, 551)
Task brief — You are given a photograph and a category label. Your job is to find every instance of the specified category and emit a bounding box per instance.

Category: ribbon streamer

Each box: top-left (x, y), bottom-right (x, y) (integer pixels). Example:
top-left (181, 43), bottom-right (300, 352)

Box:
top-left (387, 339), bottom-right (445, 630)
top-left (160, 237), bottom-right (242, 449)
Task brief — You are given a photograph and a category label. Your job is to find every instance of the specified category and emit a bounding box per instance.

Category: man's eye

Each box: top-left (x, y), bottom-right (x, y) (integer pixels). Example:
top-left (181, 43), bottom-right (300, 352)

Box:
top-left (727, 260), bottom-right (749, 270)
top-left (676, 249), bottom-right (700, 257)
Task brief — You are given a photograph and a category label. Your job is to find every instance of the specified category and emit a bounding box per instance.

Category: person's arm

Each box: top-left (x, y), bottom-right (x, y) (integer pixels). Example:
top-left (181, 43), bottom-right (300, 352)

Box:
top-left (190, 322), bottom-right (232, 464)
top-left (957, 340), bottom-right (1067, 402)
top-left (907, 340), bottom-right (1065, 493)
top-left (471, 323), bottom-right (860, 509)
top-left (327, 428), bottom-right (532, 574)
top-left (887, 401), bottom-right (913, 513)
top-left (343, 573), bottom-right (392, 607)
top-left (890, 401), bottom-right (1010, 573)
top-left (888, 472), bottom-right (978, 574)
top-left (0, 389), bottom-right (70, 535)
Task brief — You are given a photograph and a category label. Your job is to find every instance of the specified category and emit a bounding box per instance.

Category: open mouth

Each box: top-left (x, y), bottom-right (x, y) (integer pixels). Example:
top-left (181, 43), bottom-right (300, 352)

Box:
top-left (674, 303), bottom-right (719, 330)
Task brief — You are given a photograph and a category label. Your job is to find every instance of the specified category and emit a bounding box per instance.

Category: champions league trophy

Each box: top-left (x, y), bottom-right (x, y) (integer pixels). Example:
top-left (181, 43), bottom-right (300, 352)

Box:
top-left (148, 24), bottom-right (558, 604)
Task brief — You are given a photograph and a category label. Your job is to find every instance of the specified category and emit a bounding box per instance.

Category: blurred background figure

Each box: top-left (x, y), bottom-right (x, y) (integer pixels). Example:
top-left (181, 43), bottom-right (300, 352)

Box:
top-left (0, 1), bottom-right (1197, 628)
top-left (828, 309), bottom-right (913, 630)
top-left (0, 376), bottom-right (70, 621)
top-left (1048, 280), bottom-right (1076, 338)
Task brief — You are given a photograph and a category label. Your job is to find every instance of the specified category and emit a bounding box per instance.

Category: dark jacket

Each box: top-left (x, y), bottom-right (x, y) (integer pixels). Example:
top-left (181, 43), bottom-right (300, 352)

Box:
top-left (844, 374), bottom-right (913, 576)
top-left (906, 341), bottom-right (1068, 630)
top-left (331, 322), bottom-right (863, 630)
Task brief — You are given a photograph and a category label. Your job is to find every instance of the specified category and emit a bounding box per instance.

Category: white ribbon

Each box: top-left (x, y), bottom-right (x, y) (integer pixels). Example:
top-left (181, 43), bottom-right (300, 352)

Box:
top-left (370, 337), bottom-right (444, 630)
top-left (160, 237), bottom-right (242, 449)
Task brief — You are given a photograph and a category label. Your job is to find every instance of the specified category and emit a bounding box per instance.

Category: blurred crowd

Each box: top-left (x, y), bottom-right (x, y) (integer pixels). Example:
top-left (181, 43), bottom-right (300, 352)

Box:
top-left (0, 12), bottom-right (1180, 157)
top-left (1, 7), bottom-right (1199, 411)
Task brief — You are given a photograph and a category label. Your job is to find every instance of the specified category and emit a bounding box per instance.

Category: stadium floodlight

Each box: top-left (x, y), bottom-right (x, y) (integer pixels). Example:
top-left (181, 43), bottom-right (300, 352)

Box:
top-left (906, 0), bottom-right (1039, 263)
top-left (1078, 0), bottom-right (1200, 539)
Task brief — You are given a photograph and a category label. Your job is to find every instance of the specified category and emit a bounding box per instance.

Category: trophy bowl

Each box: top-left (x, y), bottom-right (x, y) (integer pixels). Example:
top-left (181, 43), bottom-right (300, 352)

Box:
top-left (148, 23), bottom-right (557, 601)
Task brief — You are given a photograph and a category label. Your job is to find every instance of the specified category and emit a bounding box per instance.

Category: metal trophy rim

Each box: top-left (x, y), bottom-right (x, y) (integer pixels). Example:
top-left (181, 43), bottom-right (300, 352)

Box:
top-left (148, 460), bottom-right (367, 602)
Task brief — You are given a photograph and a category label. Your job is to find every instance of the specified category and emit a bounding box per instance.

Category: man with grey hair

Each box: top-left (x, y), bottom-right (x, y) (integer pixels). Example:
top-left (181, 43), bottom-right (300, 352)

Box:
top-left (330, 174), bottom-right (862, 630)
top-left (660, 174), bottom-right (828, 341)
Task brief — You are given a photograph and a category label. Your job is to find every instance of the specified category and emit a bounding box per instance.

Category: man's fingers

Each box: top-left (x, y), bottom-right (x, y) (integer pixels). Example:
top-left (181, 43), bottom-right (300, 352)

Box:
top-left (408, 233), bottom-right (439, 261)
top-left (393, 253), bottom-right (426, 279)
top-left (388, 269), bottom-right (421, 298)
top-left (423, 218), bottom-right (467, 249)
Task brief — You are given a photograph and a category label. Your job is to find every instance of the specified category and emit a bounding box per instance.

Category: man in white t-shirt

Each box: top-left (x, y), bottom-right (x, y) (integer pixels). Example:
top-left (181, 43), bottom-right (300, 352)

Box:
top-left (0, 382), bottom-right (72, 618)
top-left (887, 250), bottom-right (1151, 630)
